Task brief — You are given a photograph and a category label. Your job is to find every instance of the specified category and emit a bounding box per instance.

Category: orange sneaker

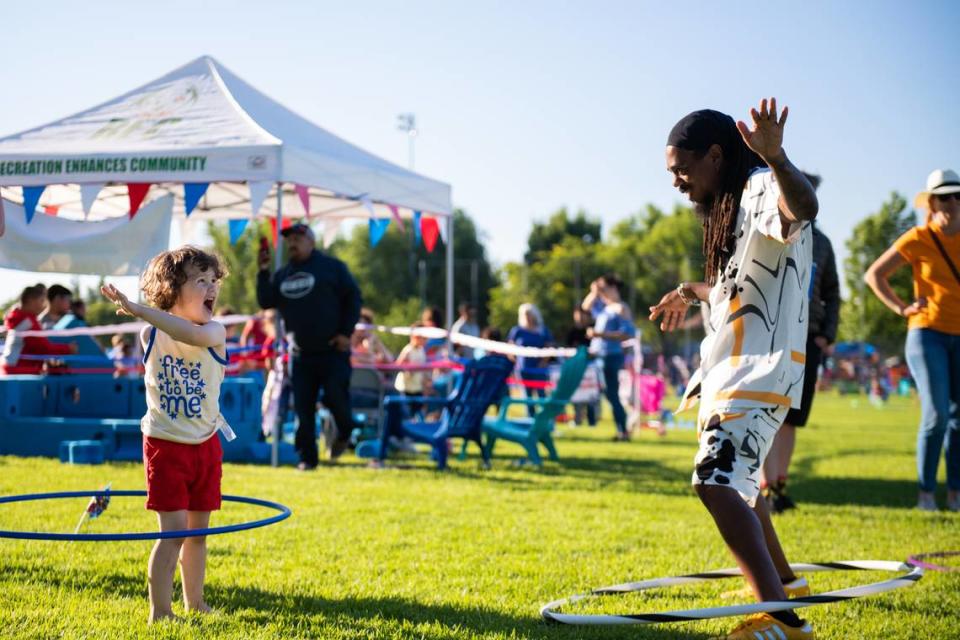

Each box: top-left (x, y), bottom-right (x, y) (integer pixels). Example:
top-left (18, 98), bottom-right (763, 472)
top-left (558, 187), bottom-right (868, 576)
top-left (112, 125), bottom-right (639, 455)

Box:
top-left (720, 576), bottom-right (810, 600)
top-left (709, 613), bottom-right (814, 639)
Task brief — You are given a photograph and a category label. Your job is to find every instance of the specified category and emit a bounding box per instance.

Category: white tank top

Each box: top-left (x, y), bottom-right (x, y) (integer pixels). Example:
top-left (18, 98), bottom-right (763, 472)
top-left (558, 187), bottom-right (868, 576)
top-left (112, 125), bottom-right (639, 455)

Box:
top-left (141, 327), bottom-right (235, 444)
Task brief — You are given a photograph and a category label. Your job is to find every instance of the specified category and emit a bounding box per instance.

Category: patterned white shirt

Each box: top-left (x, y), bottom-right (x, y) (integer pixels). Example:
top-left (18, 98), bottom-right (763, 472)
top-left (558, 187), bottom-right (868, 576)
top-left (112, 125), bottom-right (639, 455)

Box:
top-left (680, 168), bottom-right (813, 412)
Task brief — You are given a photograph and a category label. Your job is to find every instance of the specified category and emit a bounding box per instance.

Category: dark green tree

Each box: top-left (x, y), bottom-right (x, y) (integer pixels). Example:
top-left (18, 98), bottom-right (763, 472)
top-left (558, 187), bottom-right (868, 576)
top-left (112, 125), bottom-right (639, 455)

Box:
top-left (838, 192), bottom-right (917, 353)
top-left (489, 237), bottom-right (612, 340)
top-left (524, 208), bottom-right (602, 264)
top-left (332, 209), bottom-right (495, 325)
top-left (488, 203), bottom-right (704, 353)
top-left (601, 204), bottom-right (705, 352)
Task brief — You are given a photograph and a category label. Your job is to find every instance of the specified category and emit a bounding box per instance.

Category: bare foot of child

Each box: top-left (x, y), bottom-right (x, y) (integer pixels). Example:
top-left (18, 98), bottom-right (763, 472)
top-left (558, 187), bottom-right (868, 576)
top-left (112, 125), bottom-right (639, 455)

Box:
top-left (186, 601), bottom-right (214, 614)
top-left (148, 610), bottom-right (179, 624)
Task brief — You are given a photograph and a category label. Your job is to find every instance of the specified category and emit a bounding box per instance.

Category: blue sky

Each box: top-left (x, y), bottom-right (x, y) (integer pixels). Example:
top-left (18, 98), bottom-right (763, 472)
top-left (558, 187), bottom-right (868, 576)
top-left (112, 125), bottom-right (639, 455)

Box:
top-left (1, 0), bottom-right (958, 301)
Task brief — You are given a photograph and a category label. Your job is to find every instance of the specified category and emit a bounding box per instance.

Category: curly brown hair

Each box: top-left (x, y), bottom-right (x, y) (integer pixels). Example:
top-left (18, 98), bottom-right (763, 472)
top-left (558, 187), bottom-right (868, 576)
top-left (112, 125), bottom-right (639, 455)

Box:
top-left (140, 246), bottom-right (227, 310)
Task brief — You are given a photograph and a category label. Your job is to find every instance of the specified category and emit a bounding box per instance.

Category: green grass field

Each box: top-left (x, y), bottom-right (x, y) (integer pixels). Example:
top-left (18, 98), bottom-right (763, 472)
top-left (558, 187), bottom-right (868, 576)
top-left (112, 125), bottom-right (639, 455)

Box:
top-left (0, 392), bottom-right (957, 639)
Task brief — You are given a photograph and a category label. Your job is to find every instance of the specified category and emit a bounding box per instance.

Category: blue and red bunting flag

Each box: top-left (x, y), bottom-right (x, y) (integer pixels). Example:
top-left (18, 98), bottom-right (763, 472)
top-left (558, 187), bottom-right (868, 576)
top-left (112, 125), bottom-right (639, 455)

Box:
top-left (387, 204), bottom-right (405, 231)
top-left (295, 184), bottom-right (311, 217)
top-left (413, 211), bottom-right (422, 245)
top-left (228, 219), bottom-right (249, 244)
top-left (369, 218), bottom-right (391, 247)
top-left (183, 183), bottom-right (209, 217)
top-left (127, 183), bottom-right (151, 219)
top-left (421, 216), bottom-right (440, 253)
top-left (22, 185), bottom-right (45, 224)
top-left (268, 217), bottom-right (293, 248)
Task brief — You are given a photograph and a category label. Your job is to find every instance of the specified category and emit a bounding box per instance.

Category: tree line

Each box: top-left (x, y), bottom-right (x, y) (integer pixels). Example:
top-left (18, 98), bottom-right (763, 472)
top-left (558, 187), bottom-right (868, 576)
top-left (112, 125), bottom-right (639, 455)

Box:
top-left (46, 191), bottom-right (915, 358)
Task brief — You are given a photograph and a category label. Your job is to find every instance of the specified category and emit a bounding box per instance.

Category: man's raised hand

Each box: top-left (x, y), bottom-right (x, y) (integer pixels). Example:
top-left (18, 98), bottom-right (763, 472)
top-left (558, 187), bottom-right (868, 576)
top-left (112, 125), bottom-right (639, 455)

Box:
top-left (736, 97), bottom-right (787, 165)
top-left (648, 289), bottom-right (689, 333)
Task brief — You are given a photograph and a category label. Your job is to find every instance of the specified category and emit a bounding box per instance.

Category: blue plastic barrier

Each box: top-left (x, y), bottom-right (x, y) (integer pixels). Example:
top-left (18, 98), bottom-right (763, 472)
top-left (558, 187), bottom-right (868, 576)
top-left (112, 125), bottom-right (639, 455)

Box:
top-left (0, 374), bottom-right (267, 463)
top-left (59, 440), bottom-right (105, 465)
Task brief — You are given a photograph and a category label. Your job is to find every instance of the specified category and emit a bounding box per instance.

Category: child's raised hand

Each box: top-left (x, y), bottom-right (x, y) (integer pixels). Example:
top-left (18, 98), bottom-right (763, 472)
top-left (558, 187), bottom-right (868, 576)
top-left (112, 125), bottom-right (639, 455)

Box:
top-left (100, 284), bottom-right (137, 317)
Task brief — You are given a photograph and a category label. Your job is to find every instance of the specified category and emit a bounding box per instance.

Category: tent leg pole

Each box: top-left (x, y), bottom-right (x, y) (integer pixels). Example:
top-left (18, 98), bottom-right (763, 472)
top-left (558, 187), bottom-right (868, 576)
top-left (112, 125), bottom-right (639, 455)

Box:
top-left (271, 183), bottom-right (283, 468)
top-left (445, 214), bottom-right (454, 332)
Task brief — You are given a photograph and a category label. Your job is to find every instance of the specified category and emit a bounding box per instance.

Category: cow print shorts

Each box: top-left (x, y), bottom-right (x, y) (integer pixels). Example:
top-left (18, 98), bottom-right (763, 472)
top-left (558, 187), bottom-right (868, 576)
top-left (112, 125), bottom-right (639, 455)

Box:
top-left (691, 406), bottom-right (788, 506)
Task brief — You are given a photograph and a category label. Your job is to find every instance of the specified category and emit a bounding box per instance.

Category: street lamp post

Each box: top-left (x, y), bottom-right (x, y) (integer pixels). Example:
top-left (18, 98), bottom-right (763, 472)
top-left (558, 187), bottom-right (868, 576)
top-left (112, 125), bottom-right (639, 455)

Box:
top-left (396, 113), bottom-right (417, 170)
top-left (397, 113), bottom-right (419, 285)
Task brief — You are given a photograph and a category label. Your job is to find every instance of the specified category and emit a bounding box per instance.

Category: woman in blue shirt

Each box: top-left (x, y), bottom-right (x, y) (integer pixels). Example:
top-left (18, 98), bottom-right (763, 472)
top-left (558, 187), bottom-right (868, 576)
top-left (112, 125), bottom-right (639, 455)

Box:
top-left (582, 275), bottom-right (636, 441)
top-left (507, 303), bottom-right (554, 415)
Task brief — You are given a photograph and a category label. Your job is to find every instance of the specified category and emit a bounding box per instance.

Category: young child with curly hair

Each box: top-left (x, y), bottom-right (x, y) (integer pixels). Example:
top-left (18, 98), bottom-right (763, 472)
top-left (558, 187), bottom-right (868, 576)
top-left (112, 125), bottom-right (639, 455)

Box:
top-left (101, 245), bottom-right (234, 624)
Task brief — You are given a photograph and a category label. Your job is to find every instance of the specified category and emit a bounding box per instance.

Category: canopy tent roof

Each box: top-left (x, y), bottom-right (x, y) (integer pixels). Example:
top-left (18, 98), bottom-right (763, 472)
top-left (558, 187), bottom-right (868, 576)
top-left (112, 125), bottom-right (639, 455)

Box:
top-left (0, 56), bottom-right (451, 221)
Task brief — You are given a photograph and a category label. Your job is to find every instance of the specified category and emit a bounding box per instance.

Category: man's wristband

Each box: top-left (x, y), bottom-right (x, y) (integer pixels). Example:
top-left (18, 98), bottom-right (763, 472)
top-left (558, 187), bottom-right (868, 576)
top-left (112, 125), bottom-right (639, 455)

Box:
top-left (676, 283), bottom-right (700, 307)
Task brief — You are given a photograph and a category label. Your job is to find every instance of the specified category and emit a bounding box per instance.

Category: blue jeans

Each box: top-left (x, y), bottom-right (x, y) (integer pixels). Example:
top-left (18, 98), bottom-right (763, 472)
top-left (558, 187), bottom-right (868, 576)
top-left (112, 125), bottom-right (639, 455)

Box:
top-left (904, 328), bottom-right (960, 492)
top-left (602, 354), bottom-right (627, 435)
top-left (520, 370), bottom-right (548, 417)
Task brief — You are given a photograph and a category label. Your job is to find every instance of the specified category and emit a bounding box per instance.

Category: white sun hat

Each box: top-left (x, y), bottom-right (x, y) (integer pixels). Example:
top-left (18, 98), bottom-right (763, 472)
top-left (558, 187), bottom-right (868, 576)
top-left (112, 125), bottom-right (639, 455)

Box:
top-left (915, 169), bottom-right (960, 209)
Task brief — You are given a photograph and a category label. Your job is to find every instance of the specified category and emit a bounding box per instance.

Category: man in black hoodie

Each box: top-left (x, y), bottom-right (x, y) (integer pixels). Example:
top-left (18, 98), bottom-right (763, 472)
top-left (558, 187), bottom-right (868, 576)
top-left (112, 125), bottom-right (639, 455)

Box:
top-left (257, 223), bottom-right (362, 469)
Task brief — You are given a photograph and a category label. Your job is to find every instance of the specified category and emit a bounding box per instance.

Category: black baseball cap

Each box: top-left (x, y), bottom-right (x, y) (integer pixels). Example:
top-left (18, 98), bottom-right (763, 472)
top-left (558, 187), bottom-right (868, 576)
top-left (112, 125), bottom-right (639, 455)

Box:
top-left (280, 223), bottom-right (315, 239)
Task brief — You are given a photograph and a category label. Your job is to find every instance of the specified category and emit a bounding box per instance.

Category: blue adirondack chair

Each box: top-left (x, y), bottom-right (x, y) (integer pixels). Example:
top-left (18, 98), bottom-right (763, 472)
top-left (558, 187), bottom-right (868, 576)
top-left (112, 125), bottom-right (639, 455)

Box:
top-left (376, 355), bottom-right (513, 469)
top-left (483, 346), bottom-right (588, 466)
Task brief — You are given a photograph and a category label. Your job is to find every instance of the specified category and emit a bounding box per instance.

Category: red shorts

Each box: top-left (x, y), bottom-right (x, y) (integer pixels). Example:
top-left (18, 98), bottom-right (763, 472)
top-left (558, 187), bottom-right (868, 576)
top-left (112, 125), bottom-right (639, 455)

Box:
top-left (143, 435), bottom-right (223, 512)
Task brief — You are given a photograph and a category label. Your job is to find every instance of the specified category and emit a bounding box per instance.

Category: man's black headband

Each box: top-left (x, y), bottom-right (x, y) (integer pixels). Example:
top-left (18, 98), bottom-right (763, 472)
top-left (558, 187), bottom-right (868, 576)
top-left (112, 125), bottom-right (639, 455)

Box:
top-left (666, 109), bottom-right (739, 153)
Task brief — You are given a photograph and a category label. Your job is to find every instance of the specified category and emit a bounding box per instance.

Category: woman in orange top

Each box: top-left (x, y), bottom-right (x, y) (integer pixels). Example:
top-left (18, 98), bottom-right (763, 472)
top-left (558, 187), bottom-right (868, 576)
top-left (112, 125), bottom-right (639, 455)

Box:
top-left (865, 169), bottom-right (960, 512)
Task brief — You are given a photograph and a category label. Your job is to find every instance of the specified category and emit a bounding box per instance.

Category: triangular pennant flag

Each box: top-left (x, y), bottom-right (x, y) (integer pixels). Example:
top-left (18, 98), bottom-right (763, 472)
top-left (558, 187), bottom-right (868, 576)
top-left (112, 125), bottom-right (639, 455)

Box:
top-left (359, 195), bottom-right (376, 217)
top-left (127, 183), bottom-right (151, 219)
top-left (387, 204), bottom-right (405, 232)
top-left (268, 217), bottom-right (294, 248)
top-left (183, 183), bottom-right (209, 217)
top-left (413, 211), bottom-right (422, 245)
top-left (295, 184), bottom-right (311, 217)
top-left (437, 214), bottom-right (449, 245)
top-left (421, 216), bottom-right (440, 253)
top-left (79, 183), bottom-right (104, 219)
top-left (323, 219), bottom-right (341, 248)
top-left (369, 218), bottom-right (391, 247)
top-left (22, 186), bottom-right (45, 224)
top-left (228, 219), bottom-right (249, 244)
top-left (248, 181), bottom-right (272, 218)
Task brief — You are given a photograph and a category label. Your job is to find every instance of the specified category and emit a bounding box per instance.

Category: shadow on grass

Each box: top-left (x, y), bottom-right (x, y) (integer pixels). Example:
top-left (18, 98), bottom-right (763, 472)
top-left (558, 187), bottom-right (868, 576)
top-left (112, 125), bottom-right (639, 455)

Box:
top-left (0, 560), bottom-right (711, 639)
top-left (371, 448), bottom-right (693, 497)
top-left (791, 476), bottom-right (920, 508)
top-left (536, 454), bottom-right (691, 495)
top-left (206, 582), bottom-right (711, 640)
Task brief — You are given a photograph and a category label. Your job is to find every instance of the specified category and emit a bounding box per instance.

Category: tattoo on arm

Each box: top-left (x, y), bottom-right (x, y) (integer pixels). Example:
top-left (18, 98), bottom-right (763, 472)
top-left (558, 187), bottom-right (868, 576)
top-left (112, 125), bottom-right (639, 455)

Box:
top-left (770, 152), bottom-right (819, 223)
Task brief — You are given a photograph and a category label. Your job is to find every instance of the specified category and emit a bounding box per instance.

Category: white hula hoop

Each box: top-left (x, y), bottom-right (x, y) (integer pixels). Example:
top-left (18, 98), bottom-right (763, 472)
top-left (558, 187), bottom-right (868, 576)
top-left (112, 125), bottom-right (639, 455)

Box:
top-left (540, 560), bottom-right (923, 625)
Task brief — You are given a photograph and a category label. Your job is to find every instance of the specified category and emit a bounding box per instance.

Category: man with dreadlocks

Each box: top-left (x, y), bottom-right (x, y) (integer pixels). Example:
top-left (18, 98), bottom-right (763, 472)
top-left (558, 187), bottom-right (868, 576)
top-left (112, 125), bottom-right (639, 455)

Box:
top-left (649, 98), bottom-right (819, 640)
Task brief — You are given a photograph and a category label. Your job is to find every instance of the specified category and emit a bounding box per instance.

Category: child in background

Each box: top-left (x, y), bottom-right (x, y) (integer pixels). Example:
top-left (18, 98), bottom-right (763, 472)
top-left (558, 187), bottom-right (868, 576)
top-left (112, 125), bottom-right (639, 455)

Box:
top-left (107, 333), bottom-right (128, 359)
top-left (351, 308), bottom-right (393, 365)
top-left (108, 334), bottom-right (137, 379)
top-left (394, 323), bottom-right (429, 416)
top-left (100, 246), bottom-right (234, 624)
top-left (2, 285), bottom-right (77, 374)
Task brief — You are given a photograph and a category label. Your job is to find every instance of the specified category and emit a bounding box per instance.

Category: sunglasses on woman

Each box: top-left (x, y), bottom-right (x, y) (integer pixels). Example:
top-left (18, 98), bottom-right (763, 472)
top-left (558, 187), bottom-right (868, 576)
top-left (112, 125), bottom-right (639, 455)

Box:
top-left (935, 192), bottom-right (960, 202)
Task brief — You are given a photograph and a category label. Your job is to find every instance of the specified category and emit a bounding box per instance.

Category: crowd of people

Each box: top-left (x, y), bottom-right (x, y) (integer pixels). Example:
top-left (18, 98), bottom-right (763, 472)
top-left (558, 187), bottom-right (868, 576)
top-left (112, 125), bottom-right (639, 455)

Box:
top-left (1, 283), bottom-right (80, 374)
top-left (2, 97), bottom-right (958, 637)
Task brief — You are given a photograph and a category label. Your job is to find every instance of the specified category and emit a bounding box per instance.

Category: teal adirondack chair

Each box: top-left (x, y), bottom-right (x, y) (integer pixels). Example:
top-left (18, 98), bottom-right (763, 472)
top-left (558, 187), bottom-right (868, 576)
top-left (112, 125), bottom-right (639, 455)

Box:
top-left (483, 346), bottom-right (588, 466)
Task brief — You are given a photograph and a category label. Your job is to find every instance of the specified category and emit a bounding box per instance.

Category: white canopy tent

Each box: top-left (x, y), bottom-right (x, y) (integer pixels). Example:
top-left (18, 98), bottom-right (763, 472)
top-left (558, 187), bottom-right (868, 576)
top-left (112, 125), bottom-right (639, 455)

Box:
top-left (0, 55), bottom-right (455, 324)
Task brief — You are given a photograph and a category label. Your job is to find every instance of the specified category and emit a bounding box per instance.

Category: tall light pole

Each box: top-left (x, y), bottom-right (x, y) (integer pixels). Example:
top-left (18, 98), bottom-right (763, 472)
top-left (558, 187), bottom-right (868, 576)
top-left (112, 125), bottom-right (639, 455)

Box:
top-left (396, 113), bottom-right (417, 170)
top-left (397, 113), bottom-right (419, 290)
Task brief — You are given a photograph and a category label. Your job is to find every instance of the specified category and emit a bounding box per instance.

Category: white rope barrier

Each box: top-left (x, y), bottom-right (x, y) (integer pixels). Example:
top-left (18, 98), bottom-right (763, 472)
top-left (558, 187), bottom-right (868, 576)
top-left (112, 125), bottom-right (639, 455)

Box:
top-left (2, 318), bottom-right (600, 360)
